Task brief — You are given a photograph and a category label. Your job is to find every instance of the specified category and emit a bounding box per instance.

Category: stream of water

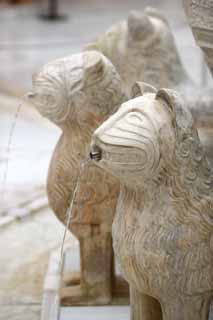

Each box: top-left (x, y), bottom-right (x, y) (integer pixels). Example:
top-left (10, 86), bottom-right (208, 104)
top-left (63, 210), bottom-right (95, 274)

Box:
top-left (1, 98), bottom-right (25, 211)
top-left (2, 96), bottom-right (91, 288)
top-left (59, 157), bottom-right (90, 273)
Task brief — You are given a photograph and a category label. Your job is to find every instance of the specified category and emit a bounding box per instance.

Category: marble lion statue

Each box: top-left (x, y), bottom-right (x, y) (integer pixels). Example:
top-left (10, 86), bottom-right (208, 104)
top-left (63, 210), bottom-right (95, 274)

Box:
top-left (85, 7), bottom-right (213, 164)
top-left (28, 51), bottom-right (127, 305)
top-left (90, 83), bottom-right (213, 319)
top-left (86, 7), bottom-right (188, 94)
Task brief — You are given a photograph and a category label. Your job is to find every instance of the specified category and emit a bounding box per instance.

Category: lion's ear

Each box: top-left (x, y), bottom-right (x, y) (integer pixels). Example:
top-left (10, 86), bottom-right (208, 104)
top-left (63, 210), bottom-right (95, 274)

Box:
top-left (145, 7), bottom-right (168, 25)
top-left (84, 51), bottom-right (105, 77)
top-left (156, 88), bottom-right (176, 114)
top-left (156, 88), bottom-right (194, 130)
top-left (84, 42), bottom-right (99, 52)
top-left (131, 82), bottom-right (157, 98)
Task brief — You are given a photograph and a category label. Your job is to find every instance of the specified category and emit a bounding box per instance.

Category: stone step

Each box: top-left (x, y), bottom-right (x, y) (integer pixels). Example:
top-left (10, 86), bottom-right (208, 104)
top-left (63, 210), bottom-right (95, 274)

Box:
top-left (60, 305), bottom-right (213, 320)
top-left (60, 306), bottom-right (130, 320)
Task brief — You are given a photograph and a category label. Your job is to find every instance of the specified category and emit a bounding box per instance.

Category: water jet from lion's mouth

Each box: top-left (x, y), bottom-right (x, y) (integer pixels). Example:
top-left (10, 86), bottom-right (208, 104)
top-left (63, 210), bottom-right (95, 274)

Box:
top-left (59, 157), bottom-right (90, 273)
top-left (1, 96), bottom-right (27, 210)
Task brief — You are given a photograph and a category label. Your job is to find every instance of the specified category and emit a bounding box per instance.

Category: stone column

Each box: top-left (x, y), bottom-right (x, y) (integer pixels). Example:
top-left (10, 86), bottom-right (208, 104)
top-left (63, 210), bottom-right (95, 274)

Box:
top-left (183, 0), bottom-right (213, 76)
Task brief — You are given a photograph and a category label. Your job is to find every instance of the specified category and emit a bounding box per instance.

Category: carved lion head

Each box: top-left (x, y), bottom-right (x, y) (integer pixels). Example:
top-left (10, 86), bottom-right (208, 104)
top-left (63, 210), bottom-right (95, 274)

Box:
top-left (28, 51), bottom-right (125, 129)
top-left (86, 8), bottom-right (186, 93)
top-left (91, 83), bottom-right (211, 192)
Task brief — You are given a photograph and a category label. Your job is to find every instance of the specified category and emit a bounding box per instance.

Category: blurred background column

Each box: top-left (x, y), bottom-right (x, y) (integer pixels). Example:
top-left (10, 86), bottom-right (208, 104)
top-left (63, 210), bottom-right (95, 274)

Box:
top-left (7, 0), bottom-right (32, 3)
top-left (39, 0), bottom-right (66, 20)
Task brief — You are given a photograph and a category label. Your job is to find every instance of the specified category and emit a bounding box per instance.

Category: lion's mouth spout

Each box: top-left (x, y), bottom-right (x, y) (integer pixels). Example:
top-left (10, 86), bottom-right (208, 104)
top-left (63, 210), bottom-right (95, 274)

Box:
top-left (90, 145), bottom-right (102, 162)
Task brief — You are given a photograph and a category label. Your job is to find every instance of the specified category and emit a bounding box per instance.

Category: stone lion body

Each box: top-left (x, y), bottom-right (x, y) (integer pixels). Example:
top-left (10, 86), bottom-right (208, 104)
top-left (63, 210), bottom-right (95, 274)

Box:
top-left (91, 86), bottom-right (213, 319)
top-left (86, 8), bottom-right (187, 94)
top-left (86, 7), bottom-right (213, 166)
top-left (29, 51), bottom-right (126, 304)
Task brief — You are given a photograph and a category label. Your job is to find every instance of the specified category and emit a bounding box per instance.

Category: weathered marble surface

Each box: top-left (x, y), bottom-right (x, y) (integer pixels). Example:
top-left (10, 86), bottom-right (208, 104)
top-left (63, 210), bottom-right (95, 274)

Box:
top-left (91, 85), bottom-right (213, 319)
top-left (29, 51), bottom-right (127, 305)
top-left (29, 14), bottom-right (213, 307)
top-left (60, 305), bottom-right (213, 320)
top-left (1, 1), bottom-right (212, 317)
top-left (86, 8), bottom-right (213, 164)
top-left (60, 306), bottom-right (130, 320)
top-left (86, 8), bottom-right (188, 94)
top-left (85, 8), bottom-right (213, 117)
top-left (183, 0), bottom-right (213, 75)
top-left (0, 306), bottom-right (41, 320)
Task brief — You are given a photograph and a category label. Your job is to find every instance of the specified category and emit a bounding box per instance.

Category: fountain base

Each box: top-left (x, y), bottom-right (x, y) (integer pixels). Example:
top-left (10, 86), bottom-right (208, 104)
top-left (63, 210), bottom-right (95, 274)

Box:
top-left (40, 246), bottom-right (129, 320)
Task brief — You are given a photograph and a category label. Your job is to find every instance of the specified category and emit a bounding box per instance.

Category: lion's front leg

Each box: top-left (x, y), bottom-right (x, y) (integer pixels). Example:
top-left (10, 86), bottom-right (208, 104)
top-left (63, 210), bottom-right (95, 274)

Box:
top-left (79, 224), bottom-right (113, 304)
top-left (130, 286), bottom-right (162, 320)
top-left (61, 223), bottom-right (114, 305)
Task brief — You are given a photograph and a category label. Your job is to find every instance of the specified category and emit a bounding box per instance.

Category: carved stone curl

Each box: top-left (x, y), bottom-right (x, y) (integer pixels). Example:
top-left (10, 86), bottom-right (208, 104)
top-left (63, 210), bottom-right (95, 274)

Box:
top-left (28, 51), bottom-right (127, 305)
top-left (91, 84), bottom-right (213, 319)
top-left (183, 0), bottom-right (213, 75)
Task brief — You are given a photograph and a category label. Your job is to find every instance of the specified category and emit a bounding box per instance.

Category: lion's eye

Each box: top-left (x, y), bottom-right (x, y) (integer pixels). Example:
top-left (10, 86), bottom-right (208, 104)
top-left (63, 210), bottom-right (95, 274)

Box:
top-left (126, 112), bottom-right (143, 125)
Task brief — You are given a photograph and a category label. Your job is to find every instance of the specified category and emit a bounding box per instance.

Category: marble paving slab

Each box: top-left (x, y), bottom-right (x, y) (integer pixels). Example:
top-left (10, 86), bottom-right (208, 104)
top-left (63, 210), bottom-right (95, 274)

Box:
top-left (0, 306), bottom-right (41, 320)
top-left (60, 306), bottom-right (130, 320)
top-left (60, 305), bottom-right (213, 320)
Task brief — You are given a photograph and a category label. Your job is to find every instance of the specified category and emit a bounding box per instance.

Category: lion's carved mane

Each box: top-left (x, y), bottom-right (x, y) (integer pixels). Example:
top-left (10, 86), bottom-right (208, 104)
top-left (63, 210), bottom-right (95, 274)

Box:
top-left (91, 87), bottom-right (213, 316)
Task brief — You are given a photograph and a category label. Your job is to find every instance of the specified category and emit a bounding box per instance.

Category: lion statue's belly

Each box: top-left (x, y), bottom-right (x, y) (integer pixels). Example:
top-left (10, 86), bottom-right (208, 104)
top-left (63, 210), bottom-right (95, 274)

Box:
top-left (113, 221), bottom-right (171, 298)
top-left (112, 205), bottom-right (212, 300)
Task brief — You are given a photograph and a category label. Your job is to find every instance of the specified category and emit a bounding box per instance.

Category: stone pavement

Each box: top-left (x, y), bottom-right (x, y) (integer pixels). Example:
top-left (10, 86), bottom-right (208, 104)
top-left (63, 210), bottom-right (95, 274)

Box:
top-left (60, 305), bottom-right (213, 320)
top-left (0, 207), bottom-right (76, 320)
top-left (60, 306), bottom-right (130, 320)
top-left (0, 92), bottom-right (59, 220)
top-left (0, 93), bottom-right (71, 319)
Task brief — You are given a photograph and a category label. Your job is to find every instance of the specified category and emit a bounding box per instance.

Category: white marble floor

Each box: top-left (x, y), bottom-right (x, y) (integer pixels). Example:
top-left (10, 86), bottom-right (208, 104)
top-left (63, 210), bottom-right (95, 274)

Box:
top-left (60, 306), bottom-right (130, 320)
top-left (60, 305), bottom-right (213, 320)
